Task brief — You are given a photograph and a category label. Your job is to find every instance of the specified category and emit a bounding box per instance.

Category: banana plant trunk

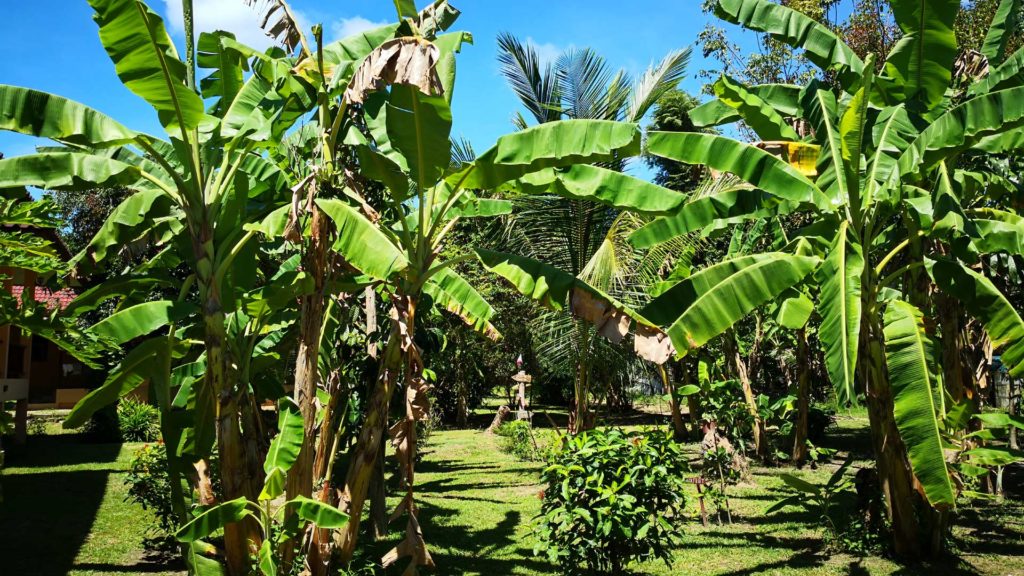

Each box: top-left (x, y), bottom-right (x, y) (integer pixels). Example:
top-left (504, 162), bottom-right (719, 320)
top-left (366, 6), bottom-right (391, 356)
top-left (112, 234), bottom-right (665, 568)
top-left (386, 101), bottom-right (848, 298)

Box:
top-left (333, 327), bottom-right (403, 568)
top-left (791, 329), bottom-right (811, 465)
top-left (725, 333), bottom-right (769, 459)
top-left (287, 207), bottom-right (330, 500)
top-left (860, 310), bottom-right (922, 558)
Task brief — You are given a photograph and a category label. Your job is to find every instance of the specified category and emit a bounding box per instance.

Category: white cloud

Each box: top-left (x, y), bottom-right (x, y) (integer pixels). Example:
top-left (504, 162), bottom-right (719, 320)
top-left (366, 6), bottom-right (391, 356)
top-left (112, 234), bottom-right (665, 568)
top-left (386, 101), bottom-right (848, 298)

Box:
top-left (162, 0), bottom-right (311, 50)
top-left (330, 16), bottom-right (388, 42)
top-left (527, 37), bottom-right (567, 68)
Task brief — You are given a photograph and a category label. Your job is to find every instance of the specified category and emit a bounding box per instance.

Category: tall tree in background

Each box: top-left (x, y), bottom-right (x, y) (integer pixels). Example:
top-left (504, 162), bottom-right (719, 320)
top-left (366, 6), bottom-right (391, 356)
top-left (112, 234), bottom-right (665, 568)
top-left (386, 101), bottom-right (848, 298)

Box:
top-left (496, 33), bottom-right (691, 431)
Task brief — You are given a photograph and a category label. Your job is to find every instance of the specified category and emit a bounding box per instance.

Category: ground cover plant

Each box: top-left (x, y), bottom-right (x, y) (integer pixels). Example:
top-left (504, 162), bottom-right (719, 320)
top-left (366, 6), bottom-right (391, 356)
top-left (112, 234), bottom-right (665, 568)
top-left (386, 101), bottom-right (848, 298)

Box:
top-left (0, 0), bottom-right (1022, 574)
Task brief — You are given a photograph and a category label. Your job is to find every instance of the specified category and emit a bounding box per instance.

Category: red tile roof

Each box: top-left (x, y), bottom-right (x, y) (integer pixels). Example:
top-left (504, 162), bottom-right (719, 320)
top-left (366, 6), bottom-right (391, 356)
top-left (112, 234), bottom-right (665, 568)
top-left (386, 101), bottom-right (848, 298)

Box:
top-left (10, 286), bottom-right (77, 311)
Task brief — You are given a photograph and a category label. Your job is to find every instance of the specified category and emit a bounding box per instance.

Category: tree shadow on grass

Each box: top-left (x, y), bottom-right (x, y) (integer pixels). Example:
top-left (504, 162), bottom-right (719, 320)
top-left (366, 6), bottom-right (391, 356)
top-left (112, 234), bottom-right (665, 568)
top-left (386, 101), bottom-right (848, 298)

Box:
top-left (0, 434), bottom-right (121, 576)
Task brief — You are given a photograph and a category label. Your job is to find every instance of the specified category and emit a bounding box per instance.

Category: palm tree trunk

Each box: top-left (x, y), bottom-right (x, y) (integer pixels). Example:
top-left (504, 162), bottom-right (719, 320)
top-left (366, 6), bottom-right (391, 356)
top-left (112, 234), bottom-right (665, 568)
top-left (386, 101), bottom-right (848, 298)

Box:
top-left (569, 324), bottom-right (595, 434)
top-left (659, 364), bottom-right (687, 442)
top-left (791, 328), bottom-right (811, 465)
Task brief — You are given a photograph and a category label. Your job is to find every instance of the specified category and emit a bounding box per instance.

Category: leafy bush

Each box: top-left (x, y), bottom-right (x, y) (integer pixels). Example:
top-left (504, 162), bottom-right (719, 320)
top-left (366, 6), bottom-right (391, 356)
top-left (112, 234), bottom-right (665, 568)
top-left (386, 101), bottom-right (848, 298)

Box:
top-left (118, 398), bottom-right (160, 442)
top-left (534, 428), bottom-right (689, 574)
top-left (125, 442), bottom-right (177, 535)
top-left (495, 421), bottom-right (559, 462)
top-left (85, 403), bottom-right (121, 442)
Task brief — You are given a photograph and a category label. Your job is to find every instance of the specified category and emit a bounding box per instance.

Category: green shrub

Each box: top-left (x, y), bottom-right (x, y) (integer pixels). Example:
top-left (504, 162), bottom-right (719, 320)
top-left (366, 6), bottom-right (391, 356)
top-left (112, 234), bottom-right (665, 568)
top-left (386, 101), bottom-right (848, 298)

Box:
top-left (117, 398), bottom-right (160, 442)
top-left (125, 442), bottom-right (177, 535)
top-left (533, 428), bottom-right (689, 574)
top-left (495, 421), bottom-right (537, 460)
top-left (495, 421), bottom-right (560, 462)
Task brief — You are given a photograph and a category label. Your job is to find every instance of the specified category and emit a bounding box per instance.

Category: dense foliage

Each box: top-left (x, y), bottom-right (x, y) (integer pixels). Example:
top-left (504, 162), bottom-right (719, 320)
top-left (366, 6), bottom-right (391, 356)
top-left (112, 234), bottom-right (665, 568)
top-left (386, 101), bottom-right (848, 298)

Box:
top-left (534, 429), bottom-right (690, 574)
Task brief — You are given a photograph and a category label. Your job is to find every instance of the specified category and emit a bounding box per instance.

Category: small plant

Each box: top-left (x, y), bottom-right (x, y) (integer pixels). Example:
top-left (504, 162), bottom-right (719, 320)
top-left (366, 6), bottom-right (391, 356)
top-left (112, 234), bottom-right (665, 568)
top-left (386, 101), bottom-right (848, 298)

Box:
top-left (117, 398), bottom-right (160, 442)
top-left (495, 421), bottom-right (539, 461)
top-left (533, 428), bottom-right (689, 575)
top-left (126, 442), bottom-right (177, 535)
top-left (496, 421), bottom-right (560, 462)
top-left (765, 456), bottom-right (877, 552)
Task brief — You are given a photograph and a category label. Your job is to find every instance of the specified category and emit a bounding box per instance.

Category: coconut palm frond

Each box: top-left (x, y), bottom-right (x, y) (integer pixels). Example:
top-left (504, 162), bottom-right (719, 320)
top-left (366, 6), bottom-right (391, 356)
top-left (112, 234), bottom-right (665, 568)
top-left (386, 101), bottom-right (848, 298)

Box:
top-left (450, 136), bottom-right (475, 168)
top-left (626, 47), bottom-right (691, 122)
top-left (556, 48), bottom-right (616, 120)
top-left (497, 32), bottom-right (561, 125)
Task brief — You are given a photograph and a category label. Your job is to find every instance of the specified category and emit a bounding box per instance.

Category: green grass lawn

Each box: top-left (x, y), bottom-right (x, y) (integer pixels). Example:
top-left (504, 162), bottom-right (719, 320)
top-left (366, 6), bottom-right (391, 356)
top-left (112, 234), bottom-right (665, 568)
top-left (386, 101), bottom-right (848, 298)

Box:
top-left (3, 410), bottom-right (1023, 575)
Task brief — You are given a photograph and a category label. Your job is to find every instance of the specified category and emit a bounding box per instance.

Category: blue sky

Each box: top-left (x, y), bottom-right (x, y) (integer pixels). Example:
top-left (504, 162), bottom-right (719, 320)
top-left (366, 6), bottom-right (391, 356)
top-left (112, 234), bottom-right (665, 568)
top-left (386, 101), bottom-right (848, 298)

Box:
top-left (0, 0), bottom-right (754, 160)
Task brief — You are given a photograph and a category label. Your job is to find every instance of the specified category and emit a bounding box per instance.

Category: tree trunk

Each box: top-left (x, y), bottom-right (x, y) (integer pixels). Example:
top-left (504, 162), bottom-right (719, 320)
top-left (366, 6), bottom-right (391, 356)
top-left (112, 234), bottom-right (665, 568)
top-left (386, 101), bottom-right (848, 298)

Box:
top-left (333, 330), bottom-right (401, 568)
top-left (660, 364), bottom-right (687, 442)
top-left (569, 325), bottom-right (595, 434)
top-left (861, 313), bottom-right (922, 558)
top-left (725, 333), bottom-right (769, 459)
top-left (287, 206), bottom-right (329, 502)
top-left (196, 220), bottom-right (260, 575)
top-left (369, 432), bottom-right (388, 541)
top-left (791, 329), bottom-right (811, 465)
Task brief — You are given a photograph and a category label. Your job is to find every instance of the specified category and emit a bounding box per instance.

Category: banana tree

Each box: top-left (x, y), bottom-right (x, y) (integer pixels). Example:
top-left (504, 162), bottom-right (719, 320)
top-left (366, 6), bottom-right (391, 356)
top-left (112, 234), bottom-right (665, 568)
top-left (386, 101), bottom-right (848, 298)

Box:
top-left (0, 0), bottom-right (326, 571)
top-left (633, 0), bottom-right (1024, 556)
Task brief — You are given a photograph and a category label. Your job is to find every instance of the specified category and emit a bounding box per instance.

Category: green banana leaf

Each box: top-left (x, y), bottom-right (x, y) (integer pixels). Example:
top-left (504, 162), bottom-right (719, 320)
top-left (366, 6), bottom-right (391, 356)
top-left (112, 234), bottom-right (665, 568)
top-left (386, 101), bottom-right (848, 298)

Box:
top-left (285, 495), bottom-right (349, 529)
top-left (981, 0), bottom-right (1021, 66)
top-left (646, 132), bottom-right (828, 209)
top-left (315, 198), bottom-right (409, 280)
top-left (455, 120), bottom-right (641, 189)
top-left (713, 75), bottom-right (800, 141)
top-left (883, 299), bottom-right (955, 509)
top-left (777, 290), bottom-right (814, 330)
top-left (971, 47), bottom-right (1024, 95)
top-left (0, 85), bottom-right (138, 147)
top-left (714, 0), bottom-right (864, 87)
top-left (91, 300), bottom-right (198, 344)
top-left (898, 86), bottom-right (1024, 180)
top-left (926, 257), bottom-right (1024, 376)
top-left (77, 188), bottom-right (177, 269)
top-left (474, 248), bottom-right (575, 311)
top-left (969, 208), bottom-right (1024, 255)
top-left (514, 164), bottom-right (687, 215)
top-left (630, 187), bottom-right (786, 249)
top-left (263, 398), bottom-right (304, 475)
top-left (197, 31), bottom-right (247, 115)
top-left (380, 84), bottom-right (452, 190)
top-left (64, 337), bottom-right (185, 428)
top-left (88, 0), bottom-right (205, 134)
top-left (423, 267), bottom-right (500, 341)
top-left (0, 152), bottom-right (153, 192)
top-left (175, 498), bottom-right (252, 543)
top-left (816, 222), bottom-right (864, 406)
top-left (640, 253), bottom-right (819, 355)
top-left (690, 83), bottom-right (802, 128)
top-left (882, 0), bottom-right (958, 109)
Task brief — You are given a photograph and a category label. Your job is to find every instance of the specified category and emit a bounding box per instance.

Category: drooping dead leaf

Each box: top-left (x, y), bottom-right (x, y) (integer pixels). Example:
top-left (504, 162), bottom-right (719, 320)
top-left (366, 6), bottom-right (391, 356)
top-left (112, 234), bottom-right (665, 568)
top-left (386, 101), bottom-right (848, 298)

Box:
top-left (633, 323), bottom-right (676, 365)
top-left (414, 0), bottom-right (461, 39)
top-left (381, 510), bottom-right (435, 574)
top-left (243, 0), bottom-right (305, 54)
top-left (570, 288), bottom-right (630, 343)
top-left (344, 38), bottom-right (443, 105)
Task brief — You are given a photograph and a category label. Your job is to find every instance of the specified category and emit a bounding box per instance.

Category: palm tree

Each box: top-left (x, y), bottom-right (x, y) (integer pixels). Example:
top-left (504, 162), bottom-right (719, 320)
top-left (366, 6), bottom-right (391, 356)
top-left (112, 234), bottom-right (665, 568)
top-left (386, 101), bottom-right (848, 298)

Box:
top-left (495, 33), bottom-right (691, 431)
